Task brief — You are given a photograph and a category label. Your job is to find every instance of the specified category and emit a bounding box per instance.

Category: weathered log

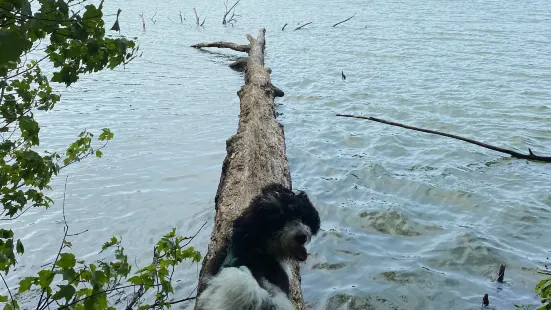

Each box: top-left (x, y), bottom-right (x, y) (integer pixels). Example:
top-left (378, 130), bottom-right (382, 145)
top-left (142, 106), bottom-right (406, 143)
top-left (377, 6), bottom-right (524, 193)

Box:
top-left (192, 29), bottom-right (304, 309)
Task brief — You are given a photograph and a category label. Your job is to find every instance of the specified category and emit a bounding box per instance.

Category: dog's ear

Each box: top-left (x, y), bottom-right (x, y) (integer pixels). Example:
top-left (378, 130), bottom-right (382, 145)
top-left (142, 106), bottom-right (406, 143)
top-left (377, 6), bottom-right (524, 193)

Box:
top-left (293, 190), bottom-right (321, 236)
top-left (231, 185), bottom-right (289, 255)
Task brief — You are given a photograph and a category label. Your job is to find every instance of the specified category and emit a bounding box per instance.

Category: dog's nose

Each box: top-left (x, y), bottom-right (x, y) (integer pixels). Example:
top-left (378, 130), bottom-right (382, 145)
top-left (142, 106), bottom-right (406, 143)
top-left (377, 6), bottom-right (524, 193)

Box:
top-left (294, 233), bottom-right (308, 245)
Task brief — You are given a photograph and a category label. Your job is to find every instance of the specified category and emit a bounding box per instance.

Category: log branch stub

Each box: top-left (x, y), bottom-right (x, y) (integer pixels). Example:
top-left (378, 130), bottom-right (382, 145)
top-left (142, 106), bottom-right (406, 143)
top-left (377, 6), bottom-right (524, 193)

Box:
top-left (497, 264), bottom-right (506, 283)
top-left (229, 57), bottom-right (248, 72)
top-left (194, 29), bottom-right (299, 310)
top-left (482, 294), bottom-right (489, 306)
top-left (333, 13), bottom-right (356, 27)
top-left (336, 114), bottom-right (551, 162)
top-left (294, 22), bottom-right (313, 31)
top-left (191, 41), bottom-right (250, 53)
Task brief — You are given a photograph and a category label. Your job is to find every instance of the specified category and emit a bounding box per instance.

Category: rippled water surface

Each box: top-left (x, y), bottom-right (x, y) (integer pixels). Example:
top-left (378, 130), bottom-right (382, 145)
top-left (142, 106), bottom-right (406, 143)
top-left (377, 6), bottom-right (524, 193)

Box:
top-left (5, 0), bottom-right (551, 309)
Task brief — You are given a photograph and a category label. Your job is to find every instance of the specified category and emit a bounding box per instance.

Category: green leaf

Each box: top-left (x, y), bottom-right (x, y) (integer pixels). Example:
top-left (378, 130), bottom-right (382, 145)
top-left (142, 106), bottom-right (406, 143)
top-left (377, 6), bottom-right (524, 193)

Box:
top-left (15, 240), bottom-right (24, 254)
top-left (0, 296), bottom-right (8, 303)
top-left (98, 128), bottom-right (114, 141)
top-left (0, 229), bottom-right (14, 239)
top-left (52, 285), bottom-right (76, 303)
top-left (100, 236), bottom-right (118, 252)
top-left (37, 269), bottom-right (54, 289)
top-left (60, 268), bottom-right (77, 281)
top-left (0, 29), bottom-right (31, 64)
top-left (95, 150), bottom-right (102, 158)
top-left (18, 277), bottom-right (34, 293)
top-left (19, 116), bottom-right (40, 145)
top-left (55, 253), bottom-right (76, 269)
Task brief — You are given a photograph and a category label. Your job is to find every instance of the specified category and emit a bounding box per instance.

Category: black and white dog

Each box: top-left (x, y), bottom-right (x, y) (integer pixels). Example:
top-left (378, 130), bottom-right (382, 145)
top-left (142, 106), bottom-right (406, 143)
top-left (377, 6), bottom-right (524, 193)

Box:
top-left (197, 183), bottom-right (321, 310)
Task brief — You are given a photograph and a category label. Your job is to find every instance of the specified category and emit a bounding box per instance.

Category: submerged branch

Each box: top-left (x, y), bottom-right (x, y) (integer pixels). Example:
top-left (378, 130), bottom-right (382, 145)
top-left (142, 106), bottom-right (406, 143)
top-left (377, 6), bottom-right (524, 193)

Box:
top-left (294, 22), bottom-right (312, 31)
top-left (336, 114), bottom-right (551, 162)
top-left (333, 13), bottom-right (356, 27)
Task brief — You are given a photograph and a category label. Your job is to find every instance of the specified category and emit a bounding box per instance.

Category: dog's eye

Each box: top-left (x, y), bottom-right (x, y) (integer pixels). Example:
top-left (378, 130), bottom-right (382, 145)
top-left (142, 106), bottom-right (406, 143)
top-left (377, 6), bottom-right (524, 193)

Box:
top-left (294, 233), bottom-right (308, 244)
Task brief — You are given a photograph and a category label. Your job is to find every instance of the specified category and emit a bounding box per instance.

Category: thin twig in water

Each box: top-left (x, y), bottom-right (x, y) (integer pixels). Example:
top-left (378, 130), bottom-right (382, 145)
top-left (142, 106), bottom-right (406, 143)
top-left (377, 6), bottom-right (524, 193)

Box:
top-left (282, 23), bottom-right (287, 31)
top-left (200, 17), bottom-right (206, 26)
top-left (139, 12), bottom-right (145, 31)
top-left (193, 7), bottom-right (200, 25)
top-left (333, 13), bottom-right (356, 27)
top-left (335, 114), bottom-right (551, 162)
top-left (222, 0), bottom-right (240, 25)
top-left (294, 22), bottom-right (313, 31)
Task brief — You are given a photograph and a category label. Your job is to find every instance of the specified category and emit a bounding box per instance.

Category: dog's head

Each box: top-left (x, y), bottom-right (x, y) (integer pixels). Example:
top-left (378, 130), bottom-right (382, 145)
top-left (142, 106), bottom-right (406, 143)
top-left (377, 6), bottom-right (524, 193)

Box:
top-left (231, 183), bottom-right (321, 262)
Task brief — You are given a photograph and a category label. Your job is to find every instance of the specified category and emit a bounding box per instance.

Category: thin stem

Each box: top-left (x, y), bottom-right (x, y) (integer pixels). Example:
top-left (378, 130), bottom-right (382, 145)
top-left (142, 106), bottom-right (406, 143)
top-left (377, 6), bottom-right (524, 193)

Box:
top-left (5, 54), bottom-right (49, 80)
top-left (0, 272), bottom-right (17, 309)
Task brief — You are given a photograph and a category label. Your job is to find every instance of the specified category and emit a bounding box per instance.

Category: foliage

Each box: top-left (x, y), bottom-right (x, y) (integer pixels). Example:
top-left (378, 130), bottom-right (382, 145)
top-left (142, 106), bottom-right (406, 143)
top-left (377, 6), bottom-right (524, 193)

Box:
top-left (0, 0), bottom-right (137, 274)
top-left (1, 230), bottom-right (201, 310)
top-left (0, 0), bottom-right (203, 309)
top-left (535, 273), bottom-right (551, 310)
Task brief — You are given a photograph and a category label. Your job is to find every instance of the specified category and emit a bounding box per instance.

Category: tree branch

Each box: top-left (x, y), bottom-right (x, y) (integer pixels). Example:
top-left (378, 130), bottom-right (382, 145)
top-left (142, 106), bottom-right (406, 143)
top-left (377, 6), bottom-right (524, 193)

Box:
top-left (191, 42), bottom-right (250, 53)
top-left (0, 272), bottom-right (16, 309)
top-left (6, 54), bottom-right (49, 80)
top-left (333, 13), bottom-right (355, 27)
top-left (336, 114), bottom-right (551, 162)
top-left (222, 0), bottom-right (240, 25)
top-left (294, 22), bottom-right (312, 31)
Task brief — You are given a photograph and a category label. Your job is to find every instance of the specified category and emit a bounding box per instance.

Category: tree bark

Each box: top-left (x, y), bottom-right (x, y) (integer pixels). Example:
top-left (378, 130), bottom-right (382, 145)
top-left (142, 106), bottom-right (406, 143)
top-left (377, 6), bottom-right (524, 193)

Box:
top-left (192, 29), bottom-right (304, 310)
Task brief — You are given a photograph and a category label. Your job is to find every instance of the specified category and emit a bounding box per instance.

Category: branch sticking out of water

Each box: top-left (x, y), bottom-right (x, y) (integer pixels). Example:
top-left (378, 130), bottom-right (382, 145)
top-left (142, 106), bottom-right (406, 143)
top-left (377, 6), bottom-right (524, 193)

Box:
top-left (333, 13), bottom-right (356, 27)
top-left (497, 264), bottom-right (506, 283)
top-left (193, 7), bottom-right (200, 25)
top-left (336, 114), bottom-right (551, 162)
top-left (294, 22), bottom-right (313, 31)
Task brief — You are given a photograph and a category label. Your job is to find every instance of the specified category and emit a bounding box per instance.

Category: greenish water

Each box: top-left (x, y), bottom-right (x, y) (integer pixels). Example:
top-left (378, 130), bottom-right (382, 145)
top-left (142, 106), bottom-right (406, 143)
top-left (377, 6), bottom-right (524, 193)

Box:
top-left (5, 0), bottom-right (551, 309)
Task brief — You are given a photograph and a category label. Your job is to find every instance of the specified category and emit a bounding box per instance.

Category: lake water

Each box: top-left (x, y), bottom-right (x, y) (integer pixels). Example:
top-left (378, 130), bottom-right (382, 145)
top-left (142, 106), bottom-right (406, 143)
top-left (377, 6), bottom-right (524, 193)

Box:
top-left (4, 0), bottom-right (551, 309)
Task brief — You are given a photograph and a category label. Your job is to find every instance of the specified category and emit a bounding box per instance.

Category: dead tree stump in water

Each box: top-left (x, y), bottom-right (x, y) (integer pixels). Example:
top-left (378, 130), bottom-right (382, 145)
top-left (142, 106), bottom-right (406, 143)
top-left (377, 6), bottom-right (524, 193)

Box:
top-left (191, 29), bottom-right (305, 310)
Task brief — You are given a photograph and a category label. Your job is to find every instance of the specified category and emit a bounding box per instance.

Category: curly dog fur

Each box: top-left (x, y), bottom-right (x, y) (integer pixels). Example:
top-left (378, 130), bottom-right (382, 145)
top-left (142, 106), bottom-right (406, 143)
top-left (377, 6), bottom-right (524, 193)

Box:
top-left (197, 183), bottom-right (321, 310)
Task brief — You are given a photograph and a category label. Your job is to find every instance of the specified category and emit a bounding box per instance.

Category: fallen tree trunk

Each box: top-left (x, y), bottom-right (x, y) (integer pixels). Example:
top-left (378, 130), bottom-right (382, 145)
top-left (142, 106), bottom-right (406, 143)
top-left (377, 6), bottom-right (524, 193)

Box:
top-left (191, 29), bottom-right (305, 310)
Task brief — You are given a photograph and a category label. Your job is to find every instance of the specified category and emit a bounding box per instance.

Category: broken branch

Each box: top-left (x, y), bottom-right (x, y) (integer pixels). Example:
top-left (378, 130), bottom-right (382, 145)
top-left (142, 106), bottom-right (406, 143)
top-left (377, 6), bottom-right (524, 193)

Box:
top-left (294, 22), bottom-right (313, 31)
top-left (497, 264), bottom-right (506, 283)
top-left (191, 41), bottom-right (250, 52)
top-left (139, 12), bottom-right (145, 31)
top-left (193, 7), bottom-right (200, 25)
top-left (222, 0), bottom-right (240, 25)
top-left (336, 114), bottom-right (551, 162)
top-left (333, 13), bottom-right (356, 27)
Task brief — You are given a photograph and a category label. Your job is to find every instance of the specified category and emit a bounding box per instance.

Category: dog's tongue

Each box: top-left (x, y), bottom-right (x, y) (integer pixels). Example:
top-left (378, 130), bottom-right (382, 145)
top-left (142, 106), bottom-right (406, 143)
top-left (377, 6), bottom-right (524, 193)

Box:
top-left (297, 247), bottom-right (308, 261)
